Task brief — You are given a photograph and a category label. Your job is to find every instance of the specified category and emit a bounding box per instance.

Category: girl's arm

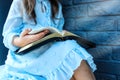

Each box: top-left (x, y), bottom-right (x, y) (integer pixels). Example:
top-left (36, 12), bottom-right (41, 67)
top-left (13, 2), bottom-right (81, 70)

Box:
top-left (13, 29), bottom-right (49, 47)
top-left (2, 0), bottom-right (45, 51)
top-left (2, 0), bottom-right (23, 51)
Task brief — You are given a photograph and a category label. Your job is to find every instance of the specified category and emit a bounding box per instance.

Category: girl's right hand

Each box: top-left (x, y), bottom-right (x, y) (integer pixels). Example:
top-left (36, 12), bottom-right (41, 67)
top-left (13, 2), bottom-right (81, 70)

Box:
top-left (13, 28), bottom-right (49, 47)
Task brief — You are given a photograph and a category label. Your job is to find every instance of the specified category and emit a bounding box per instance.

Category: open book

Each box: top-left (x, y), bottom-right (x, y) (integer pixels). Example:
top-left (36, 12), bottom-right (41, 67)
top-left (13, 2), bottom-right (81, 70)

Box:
top-left (15, 27), bottom-right (96, 55)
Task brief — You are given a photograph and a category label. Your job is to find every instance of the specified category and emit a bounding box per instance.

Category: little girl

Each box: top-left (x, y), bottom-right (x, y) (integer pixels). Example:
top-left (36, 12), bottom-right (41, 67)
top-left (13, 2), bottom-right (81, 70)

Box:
top-left (0, 0), bottom-right (96, 80)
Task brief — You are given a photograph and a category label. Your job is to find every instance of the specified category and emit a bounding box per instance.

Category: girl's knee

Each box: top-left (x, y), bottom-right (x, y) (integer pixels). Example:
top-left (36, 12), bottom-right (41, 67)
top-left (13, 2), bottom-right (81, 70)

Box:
top-left (72, 60), bottom-right (96, 80)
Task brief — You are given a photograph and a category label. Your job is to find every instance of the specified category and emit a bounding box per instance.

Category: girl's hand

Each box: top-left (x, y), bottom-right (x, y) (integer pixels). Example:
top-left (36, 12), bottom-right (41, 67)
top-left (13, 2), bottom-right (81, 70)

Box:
top-left (13, 28), bottom-right (49, 47)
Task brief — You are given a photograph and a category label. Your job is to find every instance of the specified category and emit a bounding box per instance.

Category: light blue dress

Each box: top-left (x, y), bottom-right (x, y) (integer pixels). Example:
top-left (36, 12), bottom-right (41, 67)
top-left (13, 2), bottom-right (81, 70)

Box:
top-left (0, 0), bottom-right (96, 80)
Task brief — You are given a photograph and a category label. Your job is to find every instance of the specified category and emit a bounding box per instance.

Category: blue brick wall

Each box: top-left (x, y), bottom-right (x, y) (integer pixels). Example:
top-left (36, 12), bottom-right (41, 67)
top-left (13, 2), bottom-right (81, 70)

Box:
top-left (62, 0), bottom-right (120, 80)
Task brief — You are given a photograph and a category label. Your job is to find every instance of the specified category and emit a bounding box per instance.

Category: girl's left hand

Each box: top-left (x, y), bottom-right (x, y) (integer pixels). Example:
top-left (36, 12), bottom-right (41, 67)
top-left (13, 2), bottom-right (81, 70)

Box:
top-left (13, 28), bottom-right (49, 47)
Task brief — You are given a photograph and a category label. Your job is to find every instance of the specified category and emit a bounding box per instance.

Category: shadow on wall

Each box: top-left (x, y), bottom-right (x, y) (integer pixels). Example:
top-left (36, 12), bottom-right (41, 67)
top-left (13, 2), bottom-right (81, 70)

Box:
top-left (0, 0), bottom-right (13, 65)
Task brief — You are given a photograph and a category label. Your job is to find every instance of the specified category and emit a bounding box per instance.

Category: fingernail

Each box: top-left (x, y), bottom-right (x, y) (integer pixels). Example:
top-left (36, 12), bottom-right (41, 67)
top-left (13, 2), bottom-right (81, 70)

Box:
top-left (28, 28), bottom-right (32, 31)
top-left (45, 30), bottom-right (49, 32)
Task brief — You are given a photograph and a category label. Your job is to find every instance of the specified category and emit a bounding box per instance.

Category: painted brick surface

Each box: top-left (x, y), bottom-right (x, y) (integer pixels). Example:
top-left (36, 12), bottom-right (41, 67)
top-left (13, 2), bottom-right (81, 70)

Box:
top-left (112, 46), bottom-right (120, 61)
top-left (87, 32), bottom-right (120, 45)
top-left (95, 60), bottom-right (120, 75)
top-left (74, 17), bottom-right (117, 31)
top-left (63, 5), bottom-right (87, 18)
top-left (61, 0), bottom-right (72, 6)
top-left (118, 76), bottom-right (120, 80)
top-left (118, 20), bottom-right (120, 30)
top-left (88, 46), bottom-right (112, 60)
top-left (95, 72), bottom-right (117, 80)
top-left (62, 0), bottom-right (120, 80)
top-left (88, 1), bottom-right (120, 16)
top-left (73, 0), bottom-right (113, 4)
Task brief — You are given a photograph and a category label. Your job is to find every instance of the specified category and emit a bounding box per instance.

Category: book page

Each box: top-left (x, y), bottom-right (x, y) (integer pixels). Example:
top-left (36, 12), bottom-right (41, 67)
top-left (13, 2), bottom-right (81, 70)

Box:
top-left (28, 27), bottom-right (61, 34)
top-left (63, 31), bottom-right (79, 37)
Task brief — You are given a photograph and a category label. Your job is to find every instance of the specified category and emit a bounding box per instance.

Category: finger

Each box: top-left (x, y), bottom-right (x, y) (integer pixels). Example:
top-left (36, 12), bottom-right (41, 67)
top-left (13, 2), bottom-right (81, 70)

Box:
top-left (38, 31), bottom-right (47, 37)
top-left (37, 30), bottom-right (49, 35)
top-left (43, 29), bottom-right (50, 34)
top-left (36, 31), bottom-right (48, 39)
top-left (20, 28), bottom-right (32, 37)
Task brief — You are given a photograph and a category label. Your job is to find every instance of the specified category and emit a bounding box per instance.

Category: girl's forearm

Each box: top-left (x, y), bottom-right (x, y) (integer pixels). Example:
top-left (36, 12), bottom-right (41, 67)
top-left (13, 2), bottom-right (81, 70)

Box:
top-left (12, 36), bottom-right (24, 47)
top-left (12, 29), bottom-right (50, 48)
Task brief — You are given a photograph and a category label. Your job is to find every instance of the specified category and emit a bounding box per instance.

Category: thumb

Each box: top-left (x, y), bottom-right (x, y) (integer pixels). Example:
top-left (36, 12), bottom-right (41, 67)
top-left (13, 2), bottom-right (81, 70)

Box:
top-left (20, 28), bottom-right (32, 37)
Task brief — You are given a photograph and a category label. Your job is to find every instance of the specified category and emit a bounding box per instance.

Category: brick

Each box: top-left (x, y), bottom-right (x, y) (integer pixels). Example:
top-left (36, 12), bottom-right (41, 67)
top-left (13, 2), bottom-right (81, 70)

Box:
top-left (70, 31), bottom-right (87, 38)
top-left (95, 60), bottom-right (120, 75)
top-left (63, 5), bottom-right (87, 18)
top-left (118, 76), bottom-right (120, 80)
top-left (87, 32), bottom-right (120, 45)
top-left (73, 0), bottom-right (91, 4)
top-left (118, 19), bottom-right (120, 30)
top-left (64, 19), bottom-right (76, 30)
top-left (112, 46), bottom-right (120, 61)
top-left (74, 17), bottom-right (117, 31)
top-left (95, 72), bottom-right (116, 80)
top-left (88, 1), bottom-right (120, 16)
top-left (73, 0), bottom-right (112, 4)
top-left (61, 0), bottom-right (72, 6)
top-left (88, 46), bottom-right (112, 60)
top-left (92, 0), bottom-right (120, 1)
